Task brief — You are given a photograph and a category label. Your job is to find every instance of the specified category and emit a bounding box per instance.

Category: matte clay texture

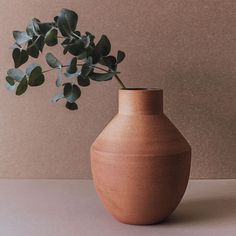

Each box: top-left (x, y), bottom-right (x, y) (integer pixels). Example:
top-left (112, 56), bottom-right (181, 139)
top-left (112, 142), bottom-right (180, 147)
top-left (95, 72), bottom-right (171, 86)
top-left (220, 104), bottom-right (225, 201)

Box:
top-left (91, 90), bottom-right (191, 224)
top-left (0, 0), bottom-right (235, 178)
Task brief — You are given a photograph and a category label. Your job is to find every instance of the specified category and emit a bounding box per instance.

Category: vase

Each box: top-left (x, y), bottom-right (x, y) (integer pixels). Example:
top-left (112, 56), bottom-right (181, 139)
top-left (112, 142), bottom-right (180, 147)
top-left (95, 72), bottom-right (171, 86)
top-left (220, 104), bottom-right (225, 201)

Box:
top-left (90, 88), bottom-right (191, 225)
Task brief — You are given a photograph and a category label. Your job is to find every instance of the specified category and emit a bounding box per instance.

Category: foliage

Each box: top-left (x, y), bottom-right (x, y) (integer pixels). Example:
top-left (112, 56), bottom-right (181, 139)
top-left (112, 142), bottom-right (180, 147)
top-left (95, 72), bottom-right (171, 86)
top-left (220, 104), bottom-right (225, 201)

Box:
top-left (5, 8), bottom-right (126, 110)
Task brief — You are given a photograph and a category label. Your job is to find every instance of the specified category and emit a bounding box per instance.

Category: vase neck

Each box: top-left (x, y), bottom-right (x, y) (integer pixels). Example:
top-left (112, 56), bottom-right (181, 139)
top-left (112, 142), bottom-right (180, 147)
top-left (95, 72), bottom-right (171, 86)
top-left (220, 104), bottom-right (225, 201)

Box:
top-left (118, 89), bottom-right (163, 115)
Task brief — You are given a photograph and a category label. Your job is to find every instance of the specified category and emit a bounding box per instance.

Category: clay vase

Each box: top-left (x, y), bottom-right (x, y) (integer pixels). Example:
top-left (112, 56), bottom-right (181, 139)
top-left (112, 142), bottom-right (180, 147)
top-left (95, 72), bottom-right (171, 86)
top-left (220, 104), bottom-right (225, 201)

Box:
top-left (91, 89), bottom-right (191, 225)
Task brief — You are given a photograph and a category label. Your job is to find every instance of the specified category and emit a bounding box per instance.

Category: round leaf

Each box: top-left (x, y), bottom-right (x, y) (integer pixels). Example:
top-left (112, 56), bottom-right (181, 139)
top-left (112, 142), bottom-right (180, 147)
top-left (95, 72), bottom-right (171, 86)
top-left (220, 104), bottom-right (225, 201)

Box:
top-left (63, 83), bottom-right (81, 103)
top-left (13, 48), bottom-right (29, 68)
top-left (66, 57), bottom-right (77, 74)
top-left (16, 76), bottom-right (28, 95)
top-left (6, 76), bottom-right (15, 86)
top-left (89, 72), bottom-right (115, 81)
top-left (13, 31), bottom-right (32, 45)
top-left (117, 50), bottom-right (126, 64)
top-left (66, 102), bottom-right (78, 110)
top-left (58, 8), bottom-right (78, 36)
top-left (45, 28), bottom-right (58, 46)
top-left (45, 53), bottom-right (61, 68)
top-left (7, 68), bottom-right (25, 81)
top-left (77, 75), bottom-right (90, 87)
top-left (27, 40), bottom-right (40, 58)
top-left (95, 35), bottom-right (111, 57)
top-left (28, 66), bottom-right (45, 87)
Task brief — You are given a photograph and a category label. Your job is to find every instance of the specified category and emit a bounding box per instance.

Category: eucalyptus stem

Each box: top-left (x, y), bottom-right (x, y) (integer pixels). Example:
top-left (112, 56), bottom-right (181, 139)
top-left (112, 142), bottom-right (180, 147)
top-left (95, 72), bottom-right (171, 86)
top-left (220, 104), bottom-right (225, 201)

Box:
top-left (42, 63), bottom-right (126, 88)
top-left (114, 74), bottom-right (126, 89)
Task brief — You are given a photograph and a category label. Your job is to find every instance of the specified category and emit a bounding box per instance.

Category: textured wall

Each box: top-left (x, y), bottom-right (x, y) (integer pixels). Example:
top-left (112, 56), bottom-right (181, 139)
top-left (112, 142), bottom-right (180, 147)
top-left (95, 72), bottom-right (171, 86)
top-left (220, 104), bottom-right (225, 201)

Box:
top-left (0, 0), bottom-right (235, 178)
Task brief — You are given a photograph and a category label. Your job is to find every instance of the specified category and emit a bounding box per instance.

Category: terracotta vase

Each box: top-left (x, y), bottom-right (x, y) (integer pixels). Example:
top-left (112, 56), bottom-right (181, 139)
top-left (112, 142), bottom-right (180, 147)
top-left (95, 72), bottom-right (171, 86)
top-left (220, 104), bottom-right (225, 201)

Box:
top-left (91, 89), bottom-right (191, 225)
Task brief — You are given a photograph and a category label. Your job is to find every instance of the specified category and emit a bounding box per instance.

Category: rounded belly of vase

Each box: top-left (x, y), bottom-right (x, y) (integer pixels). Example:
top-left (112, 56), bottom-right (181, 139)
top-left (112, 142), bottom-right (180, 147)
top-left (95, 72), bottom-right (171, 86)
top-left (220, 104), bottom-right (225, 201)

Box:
top-left (91, 148), bottom-right (191, 225)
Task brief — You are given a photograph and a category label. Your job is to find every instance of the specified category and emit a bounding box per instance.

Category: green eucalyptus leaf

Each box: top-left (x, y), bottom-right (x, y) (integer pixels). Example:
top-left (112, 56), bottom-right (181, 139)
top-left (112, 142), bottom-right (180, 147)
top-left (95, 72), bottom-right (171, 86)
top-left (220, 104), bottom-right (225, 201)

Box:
top-left (89, 72), bottom-right (115, 81)
top-left (26, 19), bottom-right (41, 37)
top-left (64, 39), bottom-right (84, 56)
top-left (100, 56), bottom-right (117, 70)
top-left (16, 76), bottom-right (28, 95)
top-left (66, 102), bottom-right (78, 110)
top-left (7, 68), bottom-right (25, 81)
top-left (95, 35), bottom-right (111, 57)
top-left (12, 48), bottom-right (29, 68)
top-left (63, 83), bottom-right (81, 103)
top-left (45, 28), bottom-right (58, 46)
top-left (6, 76), bottom-right (15, 86)
top-left (77, 75), bottom-right (90, 87)
top-left (66, 57), bottom-right (77, 74)
top-left (81, 63), bottom-right (92, 76)
top-left (117, 50), bottom-right (126, 64)
top-left (45, 53), bottom-right (62, 68)
top-left (26, 63), bottom-right (40, 76)
top-left (52, 92), bottom-right (64, 103)
top-left (13, 31), bottom-right (32, 45)
top-left (56, 69), bottom-right (63, 87)
top-left (38, 22), bottom-right (53, 35)
top-left (58, 8), bottom-right (78, 36)
top-left (27, 39), bottom-right (40, 58)
top-left (35, 35), bottom-right (45, 52)
top-left (26, 64), bottom-right (45, 86)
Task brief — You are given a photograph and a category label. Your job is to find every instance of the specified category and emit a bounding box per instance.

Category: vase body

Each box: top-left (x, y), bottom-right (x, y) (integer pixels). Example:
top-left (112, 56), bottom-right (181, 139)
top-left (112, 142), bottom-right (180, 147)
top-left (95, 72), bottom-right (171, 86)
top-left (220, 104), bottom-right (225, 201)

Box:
top-left (91, 89), bottom-right (191, 225)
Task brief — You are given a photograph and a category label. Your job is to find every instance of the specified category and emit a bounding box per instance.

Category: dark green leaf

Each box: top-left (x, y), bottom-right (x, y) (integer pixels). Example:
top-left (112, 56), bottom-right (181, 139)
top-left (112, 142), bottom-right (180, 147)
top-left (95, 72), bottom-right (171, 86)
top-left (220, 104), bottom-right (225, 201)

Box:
top-left (66, 102), bottom-right (78, 110)
top-left (7, 68), bottom-right (25, 81)
top-left (89, 48), bottom-right (101, 64)
top-left (12, 48), bottom-right (29, 68)
top-left (95, 35), bottom-right (111, 57)
top-left (63, 83), bottom-right (81, 103)
top-left (26, 64), bottom-right (45, 86)
top-left (35, 35), bottom-right (45, 52)
top-left (58, 8), bottom-right (78, 36)
top-left (45, 53), bottom-right (61, 68)
top-left (81, 63), bottom-right (92, 76)
top-left (66, 57), bottom-right (77, 74)
top-left (117, 50), bottom-right (126, 64)
top-left (27, 39), bottom-right (39, 58)
top-left (13, 31), bottom-right (32, 45)
top-left (77, 75), bottom-right (90, 87)
top-left (26, 63), bottom-right (40, 76)
top-left (38, 22), bottom-right (53, 35)
top-left (45, 28), bottom-right (58, 46)
top-left (100, 56), bottom-right (117, 70)
top-left (52, 92), bottom-right (64, 103)
top-left (89, 72), bottom-right (115, 81)
top-left (16, 76), bottom-right (28, 95)
top-left (6, 76), bottom-right (15, 86)
top-left (64, 39), bottom-right (84, 56)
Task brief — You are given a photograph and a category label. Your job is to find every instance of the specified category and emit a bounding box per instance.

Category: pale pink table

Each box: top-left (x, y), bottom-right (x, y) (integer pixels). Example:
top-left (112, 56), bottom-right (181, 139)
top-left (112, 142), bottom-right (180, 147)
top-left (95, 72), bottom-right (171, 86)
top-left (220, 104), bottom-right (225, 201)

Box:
top-left (0, 179), bottom-right (235, 236)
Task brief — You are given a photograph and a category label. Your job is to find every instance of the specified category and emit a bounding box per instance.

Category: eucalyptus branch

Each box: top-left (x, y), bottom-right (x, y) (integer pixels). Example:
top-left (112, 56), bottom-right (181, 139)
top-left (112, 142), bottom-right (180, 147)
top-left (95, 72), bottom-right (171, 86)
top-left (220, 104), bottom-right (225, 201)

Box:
top-left (6, 8), bottom-right (127, 110)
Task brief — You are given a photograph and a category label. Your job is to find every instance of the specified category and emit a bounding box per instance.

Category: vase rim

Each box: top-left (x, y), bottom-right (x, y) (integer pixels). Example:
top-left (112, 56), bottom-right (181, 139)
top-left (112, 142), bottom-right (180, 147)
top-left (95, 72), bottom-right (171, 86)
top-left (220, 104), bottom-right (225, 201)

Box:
top-left (120, 88), bottom-right (162, 91)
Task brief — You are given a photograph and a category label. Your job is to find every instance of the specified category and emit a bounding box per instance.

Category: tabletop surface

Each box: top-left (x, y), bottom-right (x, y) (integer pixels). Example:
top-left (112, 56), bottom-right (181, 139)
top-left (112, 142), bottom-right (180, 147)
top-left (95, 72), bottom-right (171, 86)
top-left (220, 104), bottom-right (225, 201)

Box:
top-left (0, 179), bottom-right (235, 236)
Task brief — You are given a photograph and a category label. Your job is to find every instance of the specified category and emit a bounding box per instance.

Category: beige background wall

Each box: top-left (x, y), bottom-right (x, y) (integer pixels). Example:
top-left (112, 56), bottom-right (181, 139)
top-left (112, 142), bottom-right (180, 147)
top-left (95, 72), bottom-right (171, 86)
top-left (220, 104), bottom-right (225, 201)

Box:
top-left (0, 0), bottom-right (235, 179)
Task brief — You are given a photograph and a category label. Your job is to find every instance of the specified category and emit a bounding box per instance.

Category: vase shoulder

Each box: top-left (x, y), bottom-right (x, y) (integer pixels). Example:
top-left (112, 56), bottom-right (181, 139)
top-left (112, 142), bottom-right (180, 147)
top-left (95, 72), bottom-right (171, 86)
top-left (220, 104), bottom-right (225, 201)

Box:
top-left (92, 113), bottom-right (191, 156)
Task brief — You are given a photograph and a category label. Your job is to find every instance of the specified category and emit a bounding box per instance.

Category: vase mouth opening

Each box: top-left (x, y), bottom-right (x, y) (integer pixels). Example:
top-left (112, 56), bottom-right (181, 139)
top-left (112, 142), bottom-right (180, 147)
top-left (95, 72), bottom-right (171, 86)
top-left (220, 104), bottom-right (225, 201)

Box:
top-left (120, 88), bottom-right (162, 91)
